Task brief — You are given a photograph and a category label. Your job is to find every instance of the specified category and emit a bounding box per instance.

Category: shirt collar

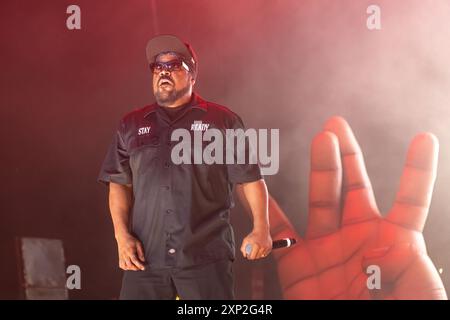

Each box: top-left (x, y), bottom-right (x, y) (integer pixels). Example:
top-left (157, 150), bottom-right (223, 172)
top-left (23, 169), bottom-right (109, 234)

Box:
top-left (144, 92), bottom-right (207, 118)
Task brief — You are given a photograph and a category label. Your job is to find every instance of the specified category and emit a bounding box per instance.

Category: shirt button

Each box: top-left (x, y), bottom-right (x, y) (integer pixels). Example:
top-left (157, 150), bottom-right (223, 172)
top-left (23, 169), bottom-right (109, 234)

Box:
top-left (166, 209), bottom-right (173, 214)
top-left (168, 248), bottom-right (176, 254)
top-left (163, 186), bottom-right (170, 191)
top-left (164, 162), bottom-right (170, 168)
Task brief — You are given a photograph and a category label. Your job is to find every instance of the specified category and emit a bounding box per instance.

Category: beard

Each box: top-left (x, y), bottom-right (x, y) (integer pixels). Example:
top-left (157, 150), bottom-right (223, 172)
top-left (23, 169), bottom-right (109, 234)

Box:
top-left (154, 83), bottom-right (191, 107)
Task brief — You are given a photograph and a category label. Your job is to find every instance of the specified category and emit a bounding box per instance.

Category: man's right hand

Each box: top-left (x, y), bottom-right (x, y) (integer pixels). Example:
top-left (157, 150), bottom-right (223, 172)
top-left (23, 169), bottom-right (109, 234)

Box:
top-left (116, 232), bottom-right (146, 271)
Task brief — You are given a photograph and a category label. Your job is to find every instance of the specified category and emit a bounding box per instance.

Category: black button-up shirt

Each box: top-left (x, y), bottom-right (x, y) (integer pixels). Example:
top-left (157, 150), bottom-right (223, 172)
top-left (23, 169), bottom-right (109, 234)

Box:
top-left (98, 93), bottom-right (262, 268)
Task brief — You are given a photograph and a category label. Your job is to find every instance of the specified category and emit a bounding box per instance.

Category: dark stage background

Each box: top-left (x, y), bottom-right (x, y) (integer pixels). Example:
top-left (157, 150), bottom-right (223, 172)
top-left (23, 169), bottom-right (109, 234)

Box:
top-left (1, 0), bottom-right (450, 299)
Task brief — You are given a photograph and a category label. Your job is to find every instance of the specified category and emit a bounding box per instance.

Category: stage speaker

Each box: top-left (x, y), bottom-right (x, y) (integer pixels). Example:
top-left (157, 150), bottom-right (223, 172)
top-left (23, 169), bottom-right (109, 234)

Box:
top-left (17, 237), bottom-right (68, 300)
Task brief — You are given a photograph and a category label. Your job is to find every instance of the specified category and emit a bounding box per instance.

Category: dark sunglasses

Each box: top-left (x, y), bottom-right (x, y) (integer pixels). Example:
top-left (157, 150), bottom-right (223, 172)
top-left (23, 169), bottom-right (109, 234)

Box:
top-left (149, 60), bottom-right (190, 74)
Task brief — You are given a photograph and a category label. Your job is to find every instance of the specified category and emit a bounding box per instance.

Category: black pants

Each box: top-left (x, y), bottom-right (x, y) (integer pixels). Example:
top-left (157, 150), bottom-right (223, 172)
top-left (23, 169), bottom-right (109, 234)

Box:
top-left (119, 258), bottom-right (235, 300)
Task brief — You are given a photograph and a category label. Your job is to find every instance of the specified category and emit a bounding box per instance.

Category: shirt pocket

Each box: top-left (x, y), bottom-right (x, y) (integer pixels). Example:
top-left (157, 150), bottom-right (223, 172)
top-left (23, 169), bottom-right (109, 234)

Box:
top-left (129, 134), bottom-right (161, 154)
top-left (128, 134), bottom-right (161, 172)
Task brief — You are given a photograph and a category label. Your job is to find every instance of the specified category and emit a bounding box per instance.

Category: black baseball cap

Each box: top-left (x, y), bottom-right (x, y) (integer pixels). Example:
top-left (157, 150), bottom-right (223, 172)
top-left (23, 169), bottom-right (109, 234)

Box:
top-left (145, 34), bottom-right (197, 74)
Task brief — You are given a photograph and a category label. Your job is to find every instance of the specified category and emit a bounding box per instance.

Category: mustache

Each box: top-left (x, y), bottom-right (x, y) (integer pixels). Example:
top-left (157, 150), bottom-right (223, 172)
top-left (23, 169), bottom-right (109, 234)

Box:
top-left (158, 76), bottom-right (174, 85)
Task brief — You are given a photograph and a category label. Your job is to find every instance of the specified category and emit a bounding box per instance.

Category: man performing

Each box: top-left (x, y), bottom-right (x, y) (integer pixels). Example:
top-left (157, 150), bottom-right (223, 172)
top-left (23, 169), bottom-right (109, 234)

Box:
top-left (97, 34), bottom-right (272, 300)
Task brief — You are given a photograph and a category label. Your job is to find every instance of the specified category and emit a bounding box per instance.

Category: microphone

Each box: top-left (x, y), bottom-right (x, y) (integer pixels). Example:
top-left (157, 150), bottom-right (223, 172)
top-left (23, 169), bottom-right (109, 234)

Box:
top-left (245, 238), bottom-right (297, 255)
top-left (272, 238), bottom-right (297, 249)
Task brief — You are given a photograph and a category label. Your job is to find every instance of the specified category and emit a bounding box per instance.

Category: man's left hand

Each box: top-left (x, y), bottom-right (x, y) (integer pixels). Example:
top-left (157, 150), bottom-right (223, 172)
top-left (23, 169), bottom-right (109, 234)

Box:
top-left (240, 229), bottom-right (272, 260)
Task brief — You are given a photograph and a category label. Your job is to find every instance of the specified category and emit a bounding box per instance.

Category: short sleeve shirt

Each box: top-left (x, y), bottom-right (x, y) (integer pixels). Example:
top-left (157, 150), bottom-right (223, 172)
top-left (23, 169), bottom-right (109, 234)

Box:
top-left (98, 93), bottom-right (262, 268)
